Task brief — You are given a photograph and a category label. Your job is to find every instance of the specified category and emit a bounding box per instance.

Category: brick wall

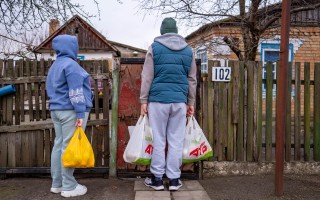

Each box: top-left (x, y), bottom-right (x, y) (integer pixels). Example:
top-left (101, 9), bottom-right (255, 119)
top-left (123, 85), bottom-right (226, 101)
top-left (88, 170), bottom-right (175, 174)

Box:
top-left (187, 25), bottom-right (320, 120)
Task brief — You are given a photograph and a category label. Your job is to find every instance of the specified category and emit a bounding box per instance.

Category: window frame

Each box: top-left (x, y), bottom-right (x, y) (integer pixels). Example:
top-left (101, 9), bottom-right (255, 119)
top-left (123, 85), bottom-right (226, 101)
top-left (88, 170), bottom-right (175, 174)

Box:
top-left (260, 43), bottom-right (294, 97)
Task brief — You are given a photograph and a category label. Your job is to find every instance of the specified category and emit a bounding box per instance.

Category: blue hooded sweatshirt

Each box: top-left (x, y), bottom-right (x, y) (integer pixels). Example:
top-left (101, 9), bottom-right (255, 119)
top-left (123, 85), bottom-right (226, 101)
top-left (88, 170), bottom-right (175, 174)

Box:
top-left (46, 35), bottom-right (92, 118)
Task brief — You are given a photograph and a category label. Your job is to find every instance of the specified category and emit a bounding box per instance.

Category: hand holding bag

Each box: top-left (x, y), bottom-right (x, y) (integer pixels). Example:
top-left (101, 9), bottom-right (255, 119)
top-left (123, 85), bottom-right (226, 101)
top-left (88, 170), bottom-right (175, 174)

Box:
top-left (123, 115), bottom-right (153, 165)
top-left (62, 127), bottom-right (95, 168)
top-left (182, 116), bottom-right (213, 163)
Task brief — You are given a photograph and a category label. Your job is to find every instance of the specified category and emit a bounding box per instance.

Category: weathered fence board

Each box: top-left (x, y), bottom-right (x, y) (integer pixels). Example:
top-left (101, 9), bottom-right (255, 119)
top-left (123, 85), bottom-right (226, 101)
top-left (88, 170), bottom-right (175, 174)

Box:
top-left (294, 63), bottom-right (301, 160)
top-left (201, 60), bottom-right (319, 162)
top-left (265, 62), bottom-right (273, 161)
top-left (304, 63), bottom-right (311, 161)
top-left (314, 63), bottom-right (320, 161)
top-left (0, 59), bottom-right (110, 173)
top-left (285, 63), bottom-right (292, 161)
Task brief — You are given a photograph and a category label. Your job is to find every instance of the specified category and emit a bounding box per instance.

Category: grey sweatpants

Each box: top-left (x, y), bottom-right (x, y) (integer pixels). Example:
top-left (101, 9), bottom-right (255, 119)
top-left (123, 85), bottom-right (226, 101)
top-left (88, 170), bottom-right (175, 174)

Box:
top-left (148, 102), bottom-right (186, 179)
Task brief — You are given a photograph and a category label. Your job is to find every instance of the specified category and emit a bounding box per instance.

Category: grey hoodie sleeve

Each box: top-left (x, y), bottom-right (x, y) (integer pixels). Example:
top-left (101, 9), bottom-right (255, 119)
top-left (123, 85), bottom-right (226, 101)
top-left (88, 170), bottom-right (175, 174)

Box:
top-left (140, 46), bottom-right (154, 104)
top-left (187, 54), bottom-right (197, 106)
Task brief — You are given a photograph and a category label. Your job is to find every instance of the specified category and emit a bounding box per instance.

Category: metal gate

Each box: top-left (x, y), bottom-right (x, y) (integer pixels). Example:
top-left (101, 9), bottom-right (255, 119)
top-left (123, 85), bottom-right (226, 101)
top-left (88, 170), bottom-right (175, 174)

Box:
top-left (117, 58), bottom-right (201, 179)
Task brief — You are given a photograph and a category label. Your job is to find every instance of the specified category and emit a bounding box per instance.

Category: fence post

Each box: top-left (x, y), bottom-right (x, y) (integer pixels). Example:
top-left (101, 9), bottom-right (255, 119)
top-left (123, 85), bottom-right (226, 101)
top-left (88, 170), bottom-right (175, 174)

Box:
top-left (314, 63), bottom-right (320, 161)
top-left (109, 57), bottom-right (120, 177)
top-left (304, 63), bottom-right (311, 161)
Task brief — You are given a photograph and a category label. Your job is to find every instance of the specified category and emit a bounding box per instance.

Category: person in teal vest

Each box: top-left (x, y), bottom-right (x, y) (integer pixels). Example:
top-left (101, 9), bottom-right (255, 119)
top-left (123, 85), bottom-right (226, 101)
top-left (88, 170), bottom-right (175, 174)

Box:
top-left (140, 17), bottom-right (197, 191)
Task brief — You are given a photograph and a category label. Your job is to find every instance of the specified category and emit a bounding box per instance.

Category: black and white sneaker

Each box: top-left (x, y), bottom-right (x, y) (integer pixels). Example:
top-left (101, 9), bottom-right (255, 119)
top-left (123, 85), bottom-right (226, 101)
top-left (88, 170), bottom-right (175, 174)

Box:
top-left (144, 176), bottom-right (164, 191)
top-left (169, 178), bottom-right (182, 191)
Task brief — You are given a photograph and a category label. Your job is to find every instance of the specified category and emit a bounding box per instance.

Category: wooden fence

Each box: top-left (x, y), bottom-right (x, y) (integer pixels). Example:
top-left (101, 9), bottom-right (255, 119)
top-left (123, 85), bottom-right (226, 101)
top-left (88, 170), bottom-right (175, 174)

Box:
top-left (201, 60), bottom-right (320, 162)
top-left (0, 59), bottom-right (110, 174)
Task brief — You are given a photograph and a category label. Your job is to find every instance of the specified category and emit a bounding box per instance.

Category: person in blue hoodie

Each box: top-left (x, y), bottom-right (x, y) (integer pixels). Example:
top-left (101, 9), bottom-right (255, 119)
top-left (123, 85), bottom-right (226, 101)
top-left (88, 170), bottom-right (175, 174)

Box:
top-left (46, 34), bottom-right (93, 198)
top-left (140, 18), bottom-right (197, 191)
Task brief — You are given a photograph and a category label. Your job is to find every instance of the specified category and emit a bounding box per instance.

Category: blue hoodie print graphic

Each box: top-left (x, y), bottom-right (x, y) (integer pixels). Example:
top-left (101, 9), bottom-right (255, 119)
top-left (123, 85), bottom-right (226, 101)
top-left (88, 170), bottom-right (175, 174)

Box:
top-left (46, 35), bottom-right (93, 118)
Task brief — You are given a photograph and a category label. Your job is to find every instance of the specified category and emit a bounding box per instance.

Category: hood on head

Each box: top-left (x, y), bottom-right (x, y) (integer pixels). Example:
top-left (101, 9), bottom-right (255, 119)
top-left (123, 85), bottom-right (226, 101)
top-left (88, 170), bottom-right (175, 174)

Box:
top-left (154, 33), bottom-right (188, 51)
top-left (52, 34), bottom-right (78, 59)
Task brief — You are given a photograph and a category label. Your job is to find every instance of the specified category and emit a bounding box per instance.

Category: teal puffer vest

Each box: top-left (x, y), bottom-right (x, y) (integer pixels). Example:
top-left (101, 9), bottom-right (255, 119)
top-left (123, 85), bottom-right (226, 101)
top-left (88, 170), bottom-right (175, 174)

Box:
top-left (148, 42), bottom-right (193, 103)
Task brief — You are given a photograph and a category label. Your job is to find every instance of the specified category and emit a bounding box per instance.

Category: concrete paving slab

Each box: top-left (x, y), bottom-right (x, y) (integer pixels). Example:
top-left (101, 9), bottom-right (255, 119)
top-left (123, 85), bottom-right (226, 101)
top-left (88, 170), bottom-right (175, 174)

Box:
top-left (135, 191), bottom-right (171, 200)
top-left (134, 180), bottom-right (168, 191)
top-left (172, 191), bottom-right (211, 200)
top-left (179, 180), bottom-right (205, 191)
top-left (134, 180), bottom-right (205, 191)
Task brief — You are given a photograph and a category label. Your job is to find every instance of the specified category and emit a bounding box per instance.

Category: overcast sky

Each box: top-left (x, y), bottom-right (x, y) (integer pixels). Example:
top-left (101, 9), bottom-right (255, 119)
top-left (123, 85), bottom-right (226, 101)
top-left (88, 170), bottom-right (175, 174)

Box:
top-left (76, 0), bottom-right (193, 50)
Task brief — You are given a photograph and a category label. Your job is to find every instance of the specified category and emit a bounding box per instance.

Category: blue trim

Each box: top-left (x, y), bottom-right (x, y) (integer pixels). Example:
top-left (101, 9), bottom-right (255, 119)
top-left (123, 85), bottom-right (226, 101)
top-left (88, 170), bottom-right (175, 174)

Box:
top-left (77, 55), bottom-right (85, 60)
top-left (260, 43), bottom-right (294, 62)
top-left (260, 43), bottom-right (295, 97)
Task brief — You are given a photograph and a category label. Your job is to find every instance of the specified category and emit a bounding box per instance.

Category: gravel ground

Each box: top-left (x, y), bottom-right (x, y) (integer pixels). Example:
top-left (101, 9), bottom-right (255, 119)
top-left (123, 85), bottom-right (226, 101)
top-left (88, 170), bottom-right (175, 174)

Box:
top-left (1, 174), bottom-right (320, 200)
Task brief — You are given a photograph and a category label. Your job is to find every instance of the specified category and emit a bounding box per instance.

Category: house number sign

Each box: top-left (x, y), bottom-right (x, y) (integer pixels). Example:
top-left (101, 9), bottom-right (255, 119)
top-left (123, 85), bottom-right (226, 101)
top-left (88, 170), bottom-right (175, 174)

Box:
top-left (212, 67), bottom-right (231, 82)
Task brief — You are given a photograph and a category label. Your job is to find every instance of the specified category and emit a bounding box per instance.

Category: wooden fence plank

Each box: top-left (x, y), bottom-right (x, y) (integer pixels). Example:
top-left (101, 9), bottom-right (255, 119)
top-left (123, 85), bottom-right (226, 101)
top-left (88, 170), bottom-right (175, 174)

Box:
top-left (0, 133), bottom-right (8, 167)
top-left (36, 131), bottom-right (44, 167)
top-left (266, 62), bottom-right (273, 161)
top-left (237, 62), bottom-right (245, 161)
top-left (19, 59), bottom-right (25, 122)
top-left (0, 59), bottom-right (3, 78)
top-left (213, 76), bottom-right (219, 160)
top-left (21, 132), bottom-right (30, 166)
top-left (44, 129), bottom-right (51, 167)
top-left (202, 78), bottom-right (208, 137)
top-left (94, 78), bottom-right (100, 119)
top-left (232, 61), bottom-right (240, 123)
top-left (247, 62), bottom-right (254, 161)
top-left (103, 60), bottom-right (109, 119)
top-left (95, 125), bottom-right (104, 166)
top-left (34, 60), bottom-right (40, 121)
top-left (314, 63), bottom-right (320, 161)
top-left (227, 61), bottom-right (234, 160)
top-left (103, 125), bottom-right (109, 167)
top-left (276, 62), bottom-right (280, 161)
top-left (7, 133), bottom-right (16, 167)
top-left (1, 87), bottom-right (7, 125)
top-left (40, 59), bottom-right (47, 120)
top-left (222, 76), bottom-right (228, 159)
top-left (6, 60), bottom-right (14, 126)
top-left (207, 61), bottom-right (214, 158)
top-left (304, 63), bottom-right (311, 161)
top-left (285, 63), bottom-right (292, 161)
top-left (253, 62), bottom-right (258, 161)
top-left (256, 62), bottom-right (263, 161)
top-left (26, 59), bottom-right (34, 122)
top-left (294, 63), bottom-right (301, 160)
top-left (29, 131), bottom-right (37, 166)
top-left (14, 60), bottom-right (21, 125)
top-left (232, 61), bottom-right (240, 160)
top-left (15, 132), bottom-right (22, 167)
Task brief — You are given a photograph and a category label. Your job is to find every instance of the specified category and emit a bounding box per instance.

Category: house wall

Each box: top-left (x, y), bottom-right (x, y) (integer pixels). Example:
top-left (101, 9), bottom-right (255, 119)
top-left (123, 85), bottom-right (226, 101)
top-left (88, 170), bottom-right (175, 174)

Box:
top-left (187, 26), bottom-right (320, 64)
top-left (187, 26), bottom-right (320, 117)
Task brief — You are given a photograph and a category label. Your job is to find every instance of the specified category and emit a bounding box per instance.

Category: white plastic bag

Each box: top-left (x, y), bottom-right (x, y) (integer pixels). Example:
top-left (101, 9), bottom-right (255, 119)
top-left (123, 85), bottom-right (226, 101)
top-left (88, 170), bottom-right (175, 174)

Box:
top-left (123, 115), bottom-right (153, 165)
top-left (182, 116), bottom-right (213, 163)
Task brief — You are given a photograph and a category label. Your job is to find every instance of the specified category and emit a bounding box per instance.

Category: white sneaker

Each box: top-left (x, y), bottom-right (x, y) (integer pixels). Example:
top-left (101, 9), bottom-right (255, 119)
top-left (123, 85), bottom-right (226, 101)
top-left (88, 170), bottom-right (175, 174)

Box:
top-left (61, 184), bottom-right (87, 198)
top-left (50, 187), bottom-right (62, 193)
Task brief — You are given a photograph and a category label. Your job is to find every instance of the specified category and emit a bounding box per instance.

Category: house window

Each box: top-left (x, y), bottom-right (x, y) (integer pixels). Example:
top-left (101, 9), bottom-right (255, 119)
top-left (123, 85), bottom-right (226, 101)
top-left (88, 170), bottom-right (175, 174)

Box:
top-left (261, 43), bottom-right (294, 96)
top-left (196, 48), bottom-right (208, 74)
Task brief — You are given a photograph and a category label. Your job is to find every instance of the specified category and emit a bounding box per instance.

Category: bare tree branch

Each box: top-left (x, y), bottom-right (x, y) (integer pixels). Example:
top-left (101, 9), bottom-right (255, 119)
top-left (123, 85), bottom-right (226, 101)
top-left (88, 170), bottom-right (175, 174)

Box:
top-left (223, 36), bottom-right (244, 60)
top-left (0, 0), bottom-right (100, 34)
top-left (137, 0), bottom-right (319, 61)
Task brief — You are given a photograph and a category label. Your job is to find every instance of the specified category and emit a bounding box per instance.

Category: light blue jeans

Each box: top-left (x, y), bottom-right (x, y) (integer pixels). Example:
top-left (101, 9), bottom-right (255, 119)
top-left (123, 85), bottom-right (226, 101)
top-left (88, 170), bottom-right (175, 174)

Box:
top-left (148, 102), bottom-right (186, 179)
top-left (50, 110), bottom-right (89, 191)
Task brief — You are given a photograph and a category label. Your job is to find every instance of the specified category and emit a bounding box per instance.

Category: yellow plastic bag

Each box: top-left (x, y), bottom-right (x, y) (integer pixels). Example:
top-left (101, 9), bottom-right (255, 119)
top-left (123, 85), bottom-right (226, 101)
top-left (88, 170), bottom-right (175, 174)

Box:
top-left (62, 127), bottom-right (95, 168)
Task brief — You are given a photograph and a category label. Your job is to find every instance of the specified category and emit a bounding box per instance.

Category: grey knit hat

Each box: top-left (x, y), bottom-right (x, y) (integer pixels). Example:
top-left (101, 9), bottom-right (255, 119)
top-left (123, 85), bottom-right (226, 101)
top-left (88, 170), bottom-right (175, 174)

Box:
top-left (160, 17), bottom-right (178, 35)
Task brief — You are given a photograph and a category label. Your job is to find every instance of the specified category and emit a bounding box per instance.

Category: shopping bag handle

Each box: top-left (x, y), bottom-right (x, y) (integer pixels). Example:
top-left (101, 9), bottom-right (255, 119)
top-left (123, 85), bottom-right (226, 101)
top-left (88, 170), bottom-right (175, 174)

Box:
top-left (187, 116), bottom-right (197, 130)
